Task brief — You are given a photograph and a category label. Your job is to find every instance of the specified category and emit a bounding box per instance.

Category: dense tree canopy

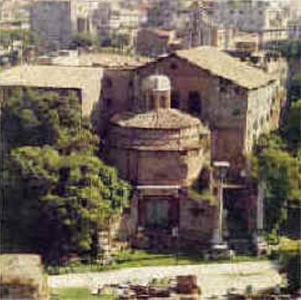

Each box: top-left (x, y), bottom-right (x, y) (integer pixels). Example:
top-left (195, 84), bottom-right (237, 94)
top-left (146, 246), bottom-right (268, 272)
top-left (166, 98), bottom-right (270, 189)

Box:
top-left (281, 99), bottom-right (301, 154)
top-left (251, 99), bottom-right (301, 235)
top-left (1, 89), bottom-right (97, 153)
top-left (0, 89), bottom-right (130, 263)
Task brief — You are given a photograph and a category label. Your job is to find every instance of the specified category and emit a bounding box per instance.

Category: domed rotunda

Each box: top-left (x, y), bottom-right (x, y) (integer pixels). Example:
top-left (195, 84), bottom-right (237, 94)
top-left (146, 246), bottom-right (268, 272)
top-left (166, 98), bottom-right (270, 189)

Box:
top-left (106, 75), bottom-right (214, 248)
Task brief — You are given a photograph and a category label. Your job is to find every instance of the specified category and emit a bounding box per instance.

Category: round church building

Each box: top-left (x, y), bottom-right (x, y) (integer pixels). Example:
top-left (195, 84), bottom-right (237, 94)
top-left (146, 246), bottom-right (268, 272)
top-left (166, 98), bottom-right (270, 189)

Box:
top-left (106, 75), bottom-right (215, 249)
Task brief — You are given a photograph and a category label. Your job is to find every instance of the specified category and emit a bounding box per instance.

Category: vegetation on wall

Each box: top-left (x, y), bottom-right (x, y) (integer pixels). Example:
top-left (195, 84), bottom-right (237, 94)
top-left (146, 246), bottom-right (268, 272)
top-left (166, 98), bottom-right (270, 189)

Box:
top-left (0, 89), bottom-right (130, 263)
top-left (188, 167), bottom-right (216, 205)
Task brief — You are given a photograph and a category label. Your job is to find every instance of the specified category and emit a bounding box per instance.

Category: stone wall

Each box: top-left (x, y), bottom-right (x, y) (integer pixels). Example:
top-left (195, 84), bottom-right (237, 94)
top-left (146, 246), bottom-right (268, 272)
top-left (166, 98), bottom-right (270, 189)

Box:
top-left (130, 187), bottom-right (217, 249)
top-left (107, 124), bottom-right (209, 186)
top-left (246, 80), bottom-right (282, 151)
top-left (180, 195), bottom-right (216, 247)
top-left (133, 56), bottom-right (250, 173)
top-left (99, 69), bottom-right (134, 135)
top-left (107, 146), bottom-right (206, 187)
top-left (135, 56), bottom-right (214, 122)
top-left (133, 54), bottom-right (282, 174)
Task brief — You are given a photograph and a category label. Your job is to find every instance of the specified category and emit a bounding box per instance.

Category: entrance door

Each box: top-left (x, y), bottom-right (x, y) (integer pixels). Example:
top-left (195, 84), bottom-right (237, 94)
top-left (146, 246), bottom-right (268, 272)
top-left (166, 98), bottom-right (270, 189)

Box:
top-left (145, 199), bottom-right (169, 229)
top-left (224, 189), bottom-right (250, 239)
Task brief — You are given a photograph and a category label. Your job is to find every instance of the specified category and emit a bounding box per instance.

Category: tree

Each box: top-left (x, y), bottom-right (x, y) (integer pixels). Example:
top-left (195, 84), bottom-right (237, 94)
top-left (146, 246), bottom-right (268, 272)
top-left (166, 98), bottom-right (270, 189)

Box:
top-left (251, 132), bottom-right (301, 235)
top-left (1, 89), bottom-right (96, 153)
top-left (281, 99), bottom-right (301, 154)
top-left (258, 148), bottom-right (300, 233)
top-left (5, 146), bottom-right (129, 262)
top-left (0, 89), bottom-right (130, 263)
top-left (0, 29), bottom-right (36, 57)
top-left (69, 33), bottom-right (96, 49)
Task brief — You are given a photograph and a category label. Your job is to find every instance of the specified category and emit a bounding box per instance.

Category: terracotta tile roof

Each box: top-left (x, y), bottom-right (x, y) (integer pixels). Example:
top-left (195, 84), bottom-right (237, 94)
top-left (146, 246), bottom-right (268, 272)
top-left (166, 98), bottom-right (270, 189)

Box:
top-left (174, 47), bottom-right (274, 89)
top-left (110, 108), bottom-right (209, 130)
top-left (78, 53), bottom-right (150, 69)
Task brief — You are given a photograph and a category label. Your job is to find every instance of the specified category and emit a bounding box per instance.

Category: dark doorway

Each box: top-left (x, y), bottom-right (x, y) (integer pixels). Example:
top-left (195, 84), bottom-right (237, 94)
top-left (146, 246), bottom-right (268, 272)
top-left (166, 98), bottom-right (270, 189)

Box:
top-left (223, 189), bottom-right (250, 239)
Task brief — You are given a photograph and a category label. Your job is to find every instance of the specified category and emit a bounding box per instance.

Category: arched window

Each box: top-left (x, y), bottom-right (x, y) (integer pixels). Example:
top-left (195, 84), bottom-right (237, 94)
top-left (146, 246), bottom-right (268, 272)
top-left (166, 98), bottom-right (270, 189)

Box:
top-left (188, 91), bottom-right (202, 115)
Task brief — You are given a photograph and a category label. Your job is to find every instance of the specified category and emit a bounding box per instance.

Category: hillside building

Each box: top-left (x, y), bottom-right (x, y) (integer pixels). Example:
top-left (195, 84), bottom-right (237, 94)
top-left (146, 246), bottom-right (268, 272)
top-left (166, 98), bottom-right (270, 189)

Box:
top-left (30, 0), bottom-right (74, 51)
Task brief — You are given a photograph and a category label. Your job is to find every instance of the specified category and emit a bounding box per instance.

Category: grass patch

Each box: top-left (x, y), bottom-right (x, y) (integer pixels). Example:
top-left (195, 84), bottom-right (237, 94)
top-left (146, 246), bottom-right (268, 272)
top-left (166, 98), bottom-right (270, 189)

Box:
top-left (47, 249), bottom-right (267, 275)
top-left (51, 288), bottom-right (115, 300)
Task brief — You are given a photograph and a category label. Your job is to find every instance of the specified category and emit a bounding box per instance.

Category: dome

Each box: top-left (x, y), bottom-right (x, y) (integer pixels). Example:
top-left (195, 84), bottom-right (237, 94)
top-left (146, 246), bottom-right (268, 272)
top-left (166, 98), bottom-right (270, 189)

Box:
top-left (110, 109), bottom-right (206, 130)
top-left (141, 75), bottom-right (171, 92)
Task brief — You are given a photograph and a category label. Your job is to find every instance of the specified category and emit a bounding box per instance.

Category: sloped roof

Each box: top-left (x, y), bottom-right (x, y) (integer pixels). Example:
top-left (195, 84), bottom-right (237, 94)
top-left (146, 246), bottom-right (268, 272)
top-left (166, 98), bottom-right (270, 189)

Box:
top-left (110, 108), bottom-right (208, 130)
top-left (174, 47), bottom-right (273, 89)
top-left (0, 65), bottom-right (102, 89)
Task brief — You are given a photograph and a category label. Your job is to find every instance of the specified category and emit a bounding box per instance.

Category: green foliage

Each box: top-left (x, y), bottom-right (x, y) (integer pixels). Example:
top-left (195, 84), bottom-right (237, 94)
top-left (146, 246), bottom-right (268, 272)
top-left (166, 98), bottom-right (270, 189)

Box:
top-left (277, 39), bottom-right (301, 59)
top-left (1, 89), bottom-right (96, 154)
top-left (258, 147), bottom-right (300, 232)
top-left (0, 89), bottom-right (130, 263)
top-left (70, 33), bottom-right (97, 49)
top-left (279, 238), bottom-right (301, 293)
top-left (0, 29), bottom-right (36, 50)
top-left (251, 131), bottom-right (301, 234)
top-left (188, 168), bottom-right (215, 205)
top-left (251, 95), bottom-right (301, 235)
top-left (6, 146), bottom-right (129, 262)
top-left (281, 99), bottom-right (301, 153)
top-left (52, 287), bottom-right (116, 300)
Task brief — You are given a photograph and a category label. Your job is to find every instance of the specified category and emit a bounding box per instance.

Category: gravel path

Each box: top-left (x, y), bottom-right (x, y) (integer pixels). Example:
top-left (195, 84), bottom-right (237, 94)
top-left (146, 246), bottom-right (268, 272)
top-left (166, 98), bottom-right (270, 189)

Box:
top-left (49, 261), bottom-right (282, 298)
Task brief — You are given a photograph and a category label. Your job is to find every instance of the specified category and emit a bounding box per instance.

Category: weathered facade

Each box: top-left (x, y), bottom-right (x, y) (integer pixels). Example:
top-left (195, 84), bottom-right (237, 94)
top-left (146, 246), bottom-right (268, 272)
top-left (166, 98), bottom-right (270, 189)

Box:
top-left (97, 47), bottom-right (287, 249)
top-left (106, 75), bottom-right (215, 248)
top-left (131, 47), bottom-right (284, 178)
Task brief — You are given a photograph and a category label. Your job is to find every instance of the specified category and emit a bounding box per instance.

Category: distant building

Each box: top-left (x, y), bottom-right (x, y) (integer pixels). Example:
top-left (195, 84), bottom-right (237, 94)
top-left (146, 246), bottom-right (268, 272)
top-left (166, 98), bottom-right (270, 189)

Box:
top-left (187, 1), bottom-right (236, 49)
top-left (30, 0), bottom-right (74, 51)
top-left (197, 0), bottom-right (289, 47)
top-left (288, 17), bottom-right (301, 39)
top-left (136, 28), bottom-right (181, 57)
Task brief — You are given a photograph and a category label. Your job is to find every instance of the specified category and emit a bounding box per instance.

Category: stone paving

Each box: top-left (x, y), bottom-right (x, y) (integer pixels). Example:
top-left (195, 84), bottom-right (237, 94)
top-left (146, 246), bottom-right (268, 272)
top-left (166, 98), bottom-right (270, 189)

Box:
top-left (49, 261), bottom-right (282, 299)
